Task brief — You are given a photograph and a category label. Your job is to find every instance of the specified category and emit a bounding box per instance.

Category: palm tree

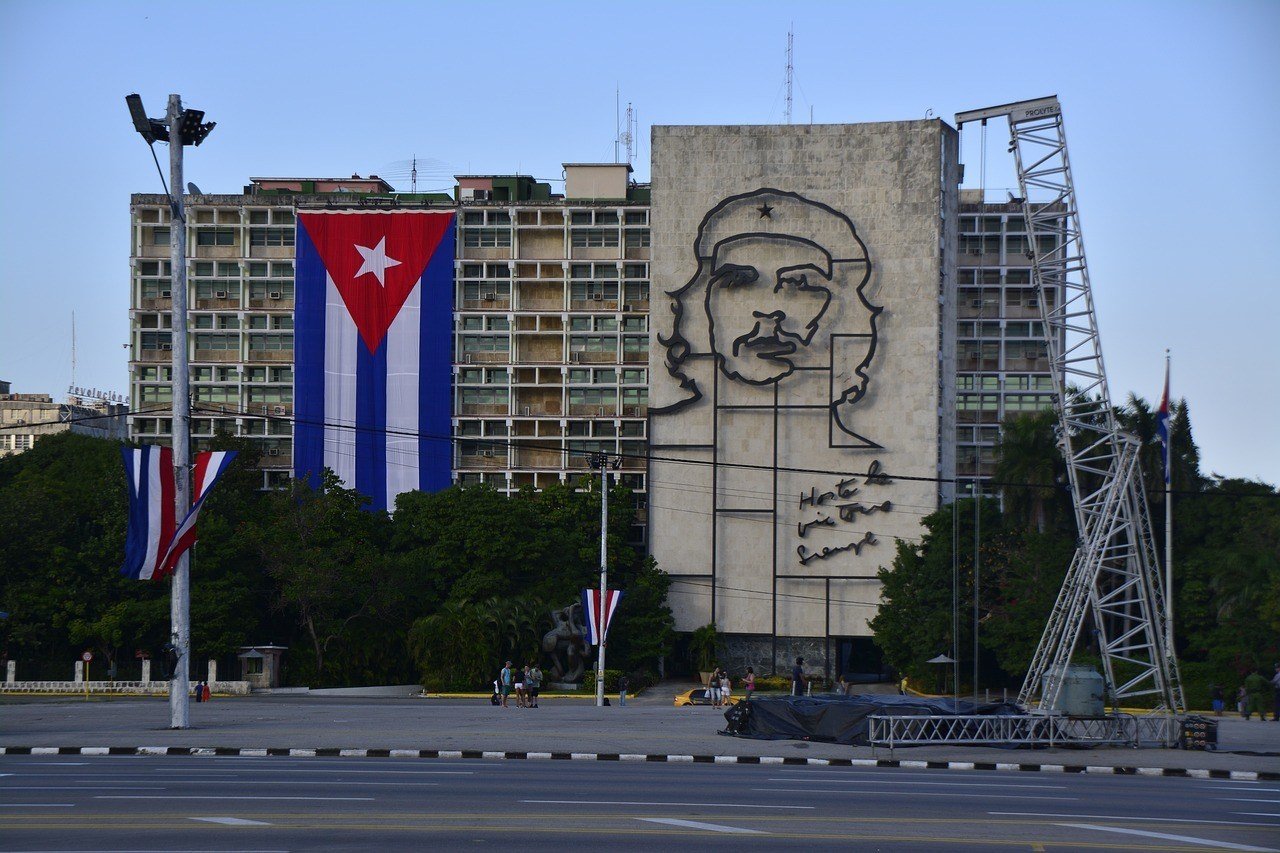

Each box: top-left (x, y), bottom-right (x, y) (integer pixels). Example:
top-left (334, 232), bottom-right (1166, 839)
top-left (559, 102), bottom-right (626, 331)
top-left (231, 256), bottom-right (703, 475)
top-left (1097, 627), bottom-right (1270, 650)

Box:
top-left (994, 409), bottom-right (1061, 533)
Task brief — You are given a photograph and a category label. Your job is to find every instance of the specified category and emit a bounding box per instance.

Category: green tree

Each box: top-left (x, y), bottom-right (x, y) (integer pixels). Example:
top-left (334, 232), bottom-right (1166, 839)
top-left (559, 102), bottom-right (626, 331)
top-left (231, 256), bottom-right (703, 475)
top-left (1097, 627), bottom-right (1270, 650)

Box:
top-left (994, 408), bottom-right (1064, 533)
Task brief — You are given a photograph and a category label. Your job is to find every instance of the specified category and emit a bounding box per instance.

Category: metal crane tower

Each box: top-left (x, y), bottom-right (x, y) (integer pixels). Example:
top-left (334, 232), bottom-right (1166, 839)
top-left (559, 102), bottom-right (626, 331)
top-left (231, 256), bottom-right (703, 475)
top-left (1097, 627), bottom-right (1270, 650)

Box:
top-left (954, 97), bottom-right (1184, 716)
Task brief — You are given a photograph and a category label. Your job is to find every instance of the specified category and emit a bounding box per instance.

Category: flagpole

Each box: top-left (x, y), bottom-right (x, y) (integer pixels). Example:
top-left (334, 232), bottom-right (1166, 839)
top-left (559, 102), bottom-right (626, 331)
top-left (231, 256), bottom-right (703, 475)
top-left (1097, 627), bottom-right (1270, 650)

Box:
top-left (1164, 351), bottom-right (1174, 654)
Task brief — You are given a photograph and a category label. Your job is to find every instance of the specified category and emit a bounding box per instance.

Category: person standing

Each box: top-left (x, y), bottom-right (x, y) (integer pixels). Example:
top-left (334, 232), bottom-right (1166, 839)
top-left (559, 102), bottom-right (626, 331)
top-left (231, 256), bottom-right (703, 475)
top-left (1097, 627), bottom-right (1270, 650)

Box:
top-left (500, 661), bottom-right (513, 708)
top-left (203, 681), bottom-right (211, 702)
top-left (619, 674), bottom-right (629, 707)
top-left (1271, 664), bottom-right (1280, 722)
top-left (744, 667), bottom-right (756, 701)
top-left (720, 670), bottom-right (732, 705)
top-left (193, 681), bottom-right (203, 703)
top-left (527, 662), bottom-right (542, 708)
top-left (1237, 685), bottom-right (1250, 720)
top-left (1211, 685), bottom-right (1225, 717)
top-left (515, 665), bottom-right (529, 708)
top-left (709, 669), bottom-right (722, 708)
top-left (792, 657), bottom-right (806, 697)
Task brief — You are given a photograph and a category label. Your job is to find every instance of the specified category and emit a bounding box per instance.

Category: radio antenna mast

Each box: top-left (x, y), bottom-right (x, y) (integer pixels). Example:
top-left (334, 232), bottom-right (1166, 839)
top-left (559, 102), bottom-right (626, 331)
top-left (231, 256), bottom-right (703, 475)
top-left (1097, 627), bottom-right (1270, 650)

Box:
top-left (71, 311), bottom-right (77, 387)
top-left (784, 25), bottom-right (794, 124)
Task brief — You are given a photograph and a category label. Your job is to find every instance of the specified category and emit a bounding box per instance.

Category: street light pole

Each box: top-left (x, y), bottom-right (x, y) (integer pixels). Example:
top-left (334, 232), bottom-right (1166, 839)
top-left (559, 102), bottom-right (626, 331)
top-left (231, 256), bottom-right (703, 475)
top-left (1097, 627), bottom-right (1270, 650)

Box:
top-left (128, 92), bottom-right (214, 730)
top-left (596, 452), bottom-right (609, 709)
top-left (166, 94), bottom-right (192, 730)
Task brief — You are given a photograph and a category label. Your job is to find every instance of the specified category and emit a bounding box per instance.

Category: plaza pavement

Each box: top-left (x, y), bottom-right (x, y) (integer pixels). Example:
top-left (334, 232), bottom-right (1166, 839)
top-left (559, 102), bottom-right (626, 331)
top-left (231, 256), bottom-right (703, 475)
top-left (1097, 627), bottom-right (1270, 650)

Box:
top-left (3, 685), bottom-right (1277, 778)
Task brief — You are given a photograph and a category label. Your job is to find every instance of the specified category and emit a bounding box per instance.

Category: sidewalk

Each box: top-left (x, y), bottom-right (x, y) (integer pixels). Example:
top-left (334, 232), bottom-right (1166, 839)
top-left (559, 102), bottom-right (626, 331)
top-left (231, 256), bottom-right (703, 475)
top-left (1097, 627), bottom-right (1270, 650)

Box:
top-left (3, 689), bottom-right (1276, 777)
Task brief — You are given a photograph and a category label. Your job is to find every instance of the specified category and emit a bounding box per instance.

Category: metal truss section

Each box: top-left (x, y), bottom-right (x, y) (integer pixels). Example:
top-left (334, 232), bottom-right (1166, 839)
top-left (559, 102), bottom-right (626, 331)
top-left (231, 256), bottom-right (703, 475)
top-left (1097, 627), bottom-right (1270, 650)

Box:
top-left (956, 97), bottom-right (1183, 715)
top-left (869, 713), bottom-right (1178, 751)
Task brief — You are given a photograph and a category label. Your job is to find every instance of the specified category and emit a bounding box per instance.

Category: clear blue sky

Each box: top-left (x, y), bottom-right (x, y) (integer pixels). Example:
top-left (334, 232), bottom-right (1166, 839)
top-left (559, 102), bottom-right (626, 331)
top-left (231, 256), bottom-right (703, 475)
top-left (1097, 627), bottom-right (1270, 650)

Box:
top-left (2, 1), bottom-right (1276, 484)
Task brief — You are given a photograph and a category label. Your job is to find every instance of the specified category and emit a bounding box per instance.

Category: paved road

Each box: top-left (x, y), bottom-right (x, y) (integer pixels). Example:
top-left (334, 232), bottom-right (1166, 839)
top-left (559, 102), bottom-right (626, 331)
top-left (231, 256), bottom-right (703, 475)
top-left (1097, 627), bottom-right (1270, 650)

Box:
top-left (3, 695), bottom-right (1277, 774)
top-left (2, 753), bottom-right (1278, 851)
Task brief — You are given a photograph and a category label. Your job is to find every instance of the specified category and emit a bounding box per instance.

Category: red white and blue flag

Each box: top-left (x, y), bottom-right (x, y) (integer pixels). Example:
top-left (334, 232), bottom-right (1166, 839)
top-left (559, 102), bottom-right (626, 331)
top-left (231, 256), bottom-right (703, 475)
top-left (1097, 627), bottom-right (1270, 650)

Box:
top-left (1156, 358), bottom-right (1171, 485)
top-left (582, 588), bottom-right (624, 646)
top-left (157, 450), bottom-right (237, 577)
top-left (120, 445), bottom-right (175, 580)
top-left (294, 211), bottom-right (456, 511)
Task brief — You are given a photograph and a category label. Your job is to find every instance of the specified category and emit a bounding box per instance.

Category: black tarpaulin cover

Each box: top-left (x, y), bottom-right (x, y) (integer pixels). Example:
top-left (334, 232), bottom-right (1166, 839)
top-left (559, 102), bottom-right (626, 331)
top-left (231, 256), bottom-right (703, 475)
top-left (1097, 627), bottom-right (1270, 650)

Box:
top-left (721, 693), bottom-right (1022, 746)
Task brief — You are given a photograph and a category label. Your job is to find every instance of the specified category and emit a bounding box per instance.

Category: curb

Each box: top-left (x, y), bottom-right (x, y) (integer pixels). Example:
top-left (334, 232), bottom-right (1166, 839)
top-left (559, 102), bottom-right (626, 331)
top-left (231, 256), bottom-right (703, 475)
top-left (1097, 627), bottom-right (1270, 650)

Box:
top-left (1, 746), bottom-right (1272, 781)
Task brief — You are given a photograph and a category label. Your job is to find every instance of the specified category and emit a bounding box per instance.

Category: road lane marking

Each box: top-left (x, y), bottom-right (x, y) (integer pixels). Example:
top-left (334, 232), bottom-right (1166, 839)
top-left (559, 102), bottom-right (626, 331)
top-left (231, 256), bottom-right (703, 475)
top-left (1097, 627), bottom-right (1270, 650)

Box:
top-left (766, 777), bottom-right (1067, 790)
top-left (522, 799), bottom-right (813, 810)
top-left (1235, 813), bottom-right (1280, 818)
top-left (0, 803), bottom-right (73, 807)
top-left (755, 788), bottom-right (1074, 801)
top-left (991, 811), bottom-right (1280, 828)
top-left (95, 795), bottom-right (374, 801)
top-left (638, 817), bottom-right (764, 835)
top-left (1056, 822), bottom-right (1279, 852)
top-left (191, 816), bottom-right (273, 826)
top-left (1226, 799), bottom-right (1280, 804)
top-left (0, 786), bottom-right (164, 790)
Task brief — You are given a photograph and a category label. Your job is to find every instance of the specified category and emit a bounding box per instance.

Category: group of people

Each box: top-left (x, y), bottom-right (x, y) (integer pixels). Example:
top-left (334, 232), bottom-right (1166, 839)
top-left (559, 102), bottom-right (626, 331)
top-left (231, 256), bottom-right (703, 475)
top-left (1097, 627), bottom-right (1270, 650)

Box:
top-left (495, 660), bottom-right (542, 708)
top-left (704, 666), bottom-right (757, 707)
top-left (1212, 664), bottom-right (1280, 720)
top-left (191, 680), bottom-right (211, 703)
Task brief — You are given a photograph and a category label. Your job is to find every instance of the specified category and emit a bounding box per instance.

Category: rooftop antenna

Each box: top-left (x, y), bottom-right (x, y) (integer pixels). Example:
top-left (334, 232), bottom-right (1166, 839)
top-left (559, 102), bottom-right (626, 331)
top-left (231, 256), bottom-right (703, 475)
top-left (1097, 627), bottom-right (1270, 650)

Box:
top-left (71, 311), bottom-right (76, 388)
top-left (784, 24), bottom-right (794, 124)
top-left (622, 102), bottom-right (635, 165)
top-left (614, 86), bottom-right (620, 163)
top-left (411, 156), bottom-right (418, 193)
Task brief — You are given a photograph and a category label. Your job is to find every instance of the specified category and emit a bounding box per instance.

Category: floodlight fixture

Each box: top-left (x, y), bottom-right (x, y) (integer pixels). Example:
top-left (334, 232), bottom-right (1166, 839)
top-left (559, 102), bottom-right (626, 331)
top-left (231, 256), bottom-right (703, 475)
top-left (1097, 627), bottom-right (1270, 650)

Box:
top-left (125, 93), bottom-right (168, 143)
top-left (177, 108), bottom-right (217, 147)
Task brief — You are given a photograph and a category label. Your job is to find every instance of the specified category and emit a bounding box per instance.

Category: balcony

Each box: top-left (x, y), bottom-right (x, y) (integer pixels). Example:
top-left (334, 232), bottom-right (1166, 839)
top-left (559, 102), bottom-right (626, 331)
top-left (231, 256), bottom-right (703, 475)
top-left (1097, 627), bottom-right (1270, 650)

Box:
top-left (246, 350), bottom-right (294, 363)
top-left (138, 348), bottom-right (173, 363)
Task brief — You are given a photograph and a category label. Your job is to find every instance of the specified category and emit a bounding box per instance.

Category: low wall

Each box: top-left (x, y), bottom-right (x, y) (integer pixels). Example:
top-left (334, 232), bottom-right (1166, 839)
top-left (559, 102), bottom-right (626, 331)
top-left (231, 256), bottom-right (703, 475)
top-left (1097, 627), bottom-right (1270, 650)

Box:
top-left (0, 680), bottom-right (250, 696)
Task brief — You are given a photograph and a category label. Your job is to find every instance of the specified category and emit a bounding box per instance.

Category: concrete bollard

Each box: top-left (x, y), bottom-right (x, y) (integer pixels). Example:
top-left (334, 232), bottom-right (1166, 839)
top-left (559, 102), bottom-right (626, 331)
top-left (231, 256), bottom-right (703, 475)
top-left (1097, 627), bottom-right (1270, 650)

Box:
top-left (6, 660), bottom-right (14, 683)
top-left (208, 659), bottom-right (217, 685)
top-left (74, 660), bottom-right (84, 683)
top-left (141, 659), bottom-right (151, 684)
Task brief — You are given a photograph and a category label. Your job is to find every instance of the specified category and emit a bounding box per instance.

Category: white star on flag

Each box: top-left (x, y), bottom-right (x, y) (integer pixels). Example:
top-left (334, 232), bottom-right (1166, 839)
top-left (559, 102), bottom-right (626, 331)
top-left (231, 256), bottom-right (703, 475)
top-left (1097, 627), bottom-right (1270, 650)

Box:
top-left (353, 237), bottom-right (401, 287)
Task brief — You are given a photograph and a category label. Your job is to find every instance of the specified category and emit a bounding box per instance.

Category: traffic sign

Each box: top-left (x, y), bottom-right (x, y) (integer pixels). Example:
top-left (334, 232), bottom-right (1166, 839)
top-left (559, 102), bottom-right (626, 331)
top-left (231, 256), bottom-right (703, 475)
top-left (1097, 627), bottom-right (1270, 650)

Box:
top-left (81, 651), bottom-right (93, 662)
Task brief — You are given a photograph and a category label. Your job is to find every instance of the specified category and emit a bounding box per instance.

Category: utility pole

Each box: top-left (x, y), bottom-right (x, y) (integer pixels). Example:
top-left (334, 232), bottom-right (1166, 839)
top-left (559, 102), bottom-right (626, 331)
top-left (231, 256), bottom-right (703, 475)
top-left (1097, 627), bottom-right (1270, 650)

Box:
top-left (166, 94), bottom-right (193, 730)
top-left (127, 92), bottom-right (215, 730)
top-left (595, 452), bottom-right (609, 708)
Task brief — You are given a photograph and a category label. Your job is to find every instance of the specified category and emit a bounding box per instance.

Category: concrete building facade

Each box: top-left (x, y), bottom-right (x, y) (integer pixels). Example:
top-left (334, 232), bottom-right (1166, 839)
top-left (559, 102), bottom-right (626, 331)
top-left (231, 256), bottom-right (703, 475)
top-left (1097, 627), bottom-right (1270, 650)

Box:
top-left (646, 122), bottom-right (960, 675)
top-left (452, 165), bottom-right (650, 540)
top-left (0, 387), bottom-right (126, 457)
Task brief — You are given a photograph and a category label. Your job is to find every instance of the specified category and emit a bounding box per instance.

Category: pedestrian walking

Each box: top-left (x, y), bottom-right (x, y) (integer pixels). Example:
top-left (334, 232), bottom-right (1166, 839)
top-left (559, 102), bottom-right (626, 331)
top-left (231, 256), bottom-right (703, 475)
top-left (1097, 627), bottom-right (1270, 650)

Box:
top-left (619, 674), bottom-right (629, 707)
top-left (1237, 685), bottom-right (1250, 720)
top-left (1211, 685), bottom-right (1225, 717)
top-left (719, 669), bottom-right (732, 705)
top-left (1271, 663), bottom-right (1280, 721)
top-left (791, 657), bottom-right (806, 697)
top-left (500, 661), bottom-right (513, 708)
top-left (744, 667), bottom-right (755, 700)
top-left (193, 680), bottom-right (203, 703)
top-left (708, 668), bottom-right (722, 707)
top-left (203, 681), bottom-right (211, 702)
top-left (527, 662), bottom-right (542, 708)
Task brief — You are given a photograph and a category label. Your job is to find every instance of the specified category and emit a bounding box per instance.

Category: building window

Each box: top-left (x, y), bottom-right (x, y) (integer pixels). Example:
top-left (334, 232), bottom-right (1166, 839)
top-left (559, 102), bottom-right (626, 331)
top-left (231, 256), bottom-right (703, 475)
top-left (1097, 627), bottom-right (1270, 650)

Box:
top-left (249, 228), bottom-right (295, 247)
top-left (624, 229), bottom-right (650, 248)
top-left (460, 335), bottom-right (509, 353)
top-left (462, 228), bottom-right (512, 248)
top-left (568, 335), bottom-right (616, 353)
top-left (568, 388), bottom-right (617, 406)
top-left (461, 389), bottom-right (509, 406)
top-left (248, 334), bottom-right (293, 352)
top-left (571, 229), bottom-right (620, 249)
top-left (196, 228), bottom-right (236, 247)
top-left (195, 333), bottom-right (237, 351)
top-left (150, 228), bottom-right (170, 246)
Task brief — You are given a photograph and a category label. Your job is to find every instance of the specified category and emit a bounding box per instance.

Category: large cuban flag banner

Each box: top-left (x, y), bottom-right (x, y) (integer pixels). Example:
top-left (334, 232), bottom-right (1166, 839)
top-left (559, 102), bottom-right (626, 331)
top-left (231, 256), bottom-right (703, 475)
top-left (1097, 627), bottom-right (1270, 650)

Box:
top-left (294, 211), bottom-right (455, 511)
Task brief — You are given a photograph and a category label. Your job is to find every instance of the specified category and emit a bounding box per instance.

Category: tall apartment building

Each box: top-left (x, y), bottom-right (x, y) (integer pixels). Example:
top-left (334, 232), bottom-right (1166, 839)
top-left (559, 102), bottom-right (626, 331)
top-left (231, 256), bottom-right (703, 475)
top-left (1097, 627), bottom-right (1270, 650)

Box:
top-left (127, 175), bottom-right (426, 488)
top-left (452, 164), bottom-right (651, 542)
top-left (954, 189), bottom-right (1062, 492)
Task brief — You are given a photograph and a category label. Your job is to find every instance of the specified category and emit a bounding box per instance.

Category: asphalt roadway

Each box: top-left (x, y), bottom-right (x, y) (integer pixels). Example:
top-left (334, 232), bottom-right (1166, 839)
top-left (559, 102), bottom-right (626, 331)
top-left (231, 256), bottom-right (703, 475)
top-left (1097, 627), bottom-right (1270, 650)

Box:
top-left (2, 752), bottom-right (1279, 851)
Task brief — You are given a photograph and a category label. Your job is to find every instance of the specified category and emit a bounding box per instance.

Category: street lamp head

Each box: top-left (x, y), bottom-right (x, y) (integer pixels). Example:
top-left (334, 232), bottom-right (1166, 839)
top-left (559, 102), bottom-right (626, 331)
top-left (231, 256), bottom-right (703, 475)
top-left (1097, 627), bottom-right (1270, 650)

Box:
top-left (125, 93), bottom-right (168, 144)
top-left (177, 108), bottom-right (216, 146)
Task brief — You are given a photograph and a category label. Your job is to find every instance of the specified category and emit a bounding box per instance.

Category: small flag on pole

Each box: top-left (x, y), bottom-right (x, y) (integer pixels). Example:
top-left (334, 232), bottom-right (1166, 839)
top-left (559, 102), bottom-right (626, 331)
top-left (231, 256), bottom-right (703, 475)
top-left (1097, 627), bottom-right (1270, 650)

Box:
top-left (120, 446), bottom-right (175, 580)
top-left (1156, 357), bottom-right (1171, 485)
top-left (582, 588), bottom-right (623, 646)
top-left (156, 450), bottom-right (238, 578)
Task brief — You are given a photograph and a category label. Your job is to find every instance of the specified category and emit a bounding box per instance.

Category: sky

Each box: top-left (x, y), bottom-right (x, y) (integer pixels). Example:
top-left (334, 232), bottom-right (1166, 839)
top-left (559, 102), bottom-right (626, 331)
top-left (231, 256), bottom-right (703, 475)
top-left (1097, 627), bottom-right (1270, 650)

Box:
top-left (1, 0), bottom-right (1276, 484)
